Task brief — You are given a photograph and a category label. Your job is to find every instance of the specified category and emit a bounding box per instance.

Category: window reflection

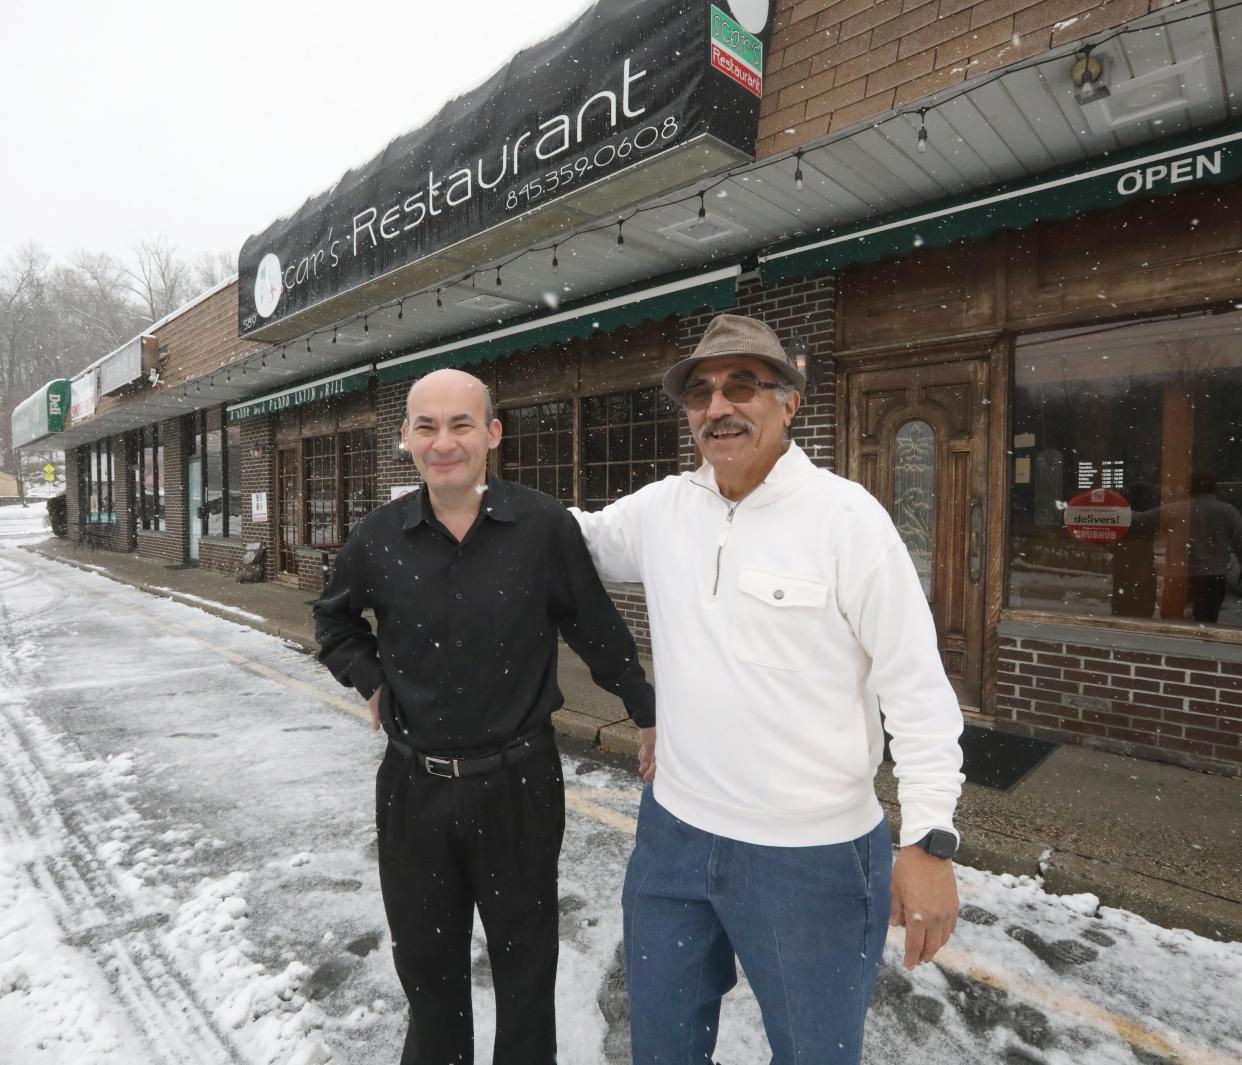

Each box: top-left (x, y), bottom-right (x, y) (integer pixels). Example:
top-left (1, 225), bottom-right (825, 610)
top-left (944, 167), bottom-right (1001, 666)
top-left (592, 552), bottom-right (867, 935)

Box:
top-left (1009, 310), bottom-right (1242, 630)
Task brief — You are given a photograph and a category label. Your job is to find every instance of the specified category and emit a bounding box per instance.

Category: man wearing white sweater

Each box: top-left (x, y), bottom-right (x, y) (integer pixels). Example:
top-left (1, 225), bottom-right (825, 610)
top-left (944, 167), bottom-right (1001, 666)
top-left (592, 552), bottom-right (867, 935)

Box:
top-left (573, 314), bottom-right (965, 1065)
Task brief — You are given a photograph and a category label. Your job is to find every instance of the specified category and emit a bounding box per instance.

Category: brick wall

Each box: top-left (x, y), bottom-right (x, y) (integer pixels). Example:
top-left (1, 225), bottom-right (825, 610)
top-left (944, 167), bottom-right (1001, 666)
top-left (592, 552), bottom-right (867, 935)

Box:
top-left (677, 271), bottom-right (838, 470)
top-left (110, 432), bottom-right (138, 553)
top-left (65, 446), bottom-right (82, 534)
top-left (66, 434), bottom-right (138, 553)
top-left (154, 281), bottom-right (269, 390)
top-left (239, 416), bottom-right (278, 579)
top-left (295, 545), bottom-right (331, 594)
top-left (759, 0), bottom-right (1158, 158)
top-left (137, 416), bottom-right (188, 565)
top-left (199, 539), bottom-right (246, 577)
top-left (998, 633), bottom-right (1242, 773)
top-left (376, 379), bottom-right (420, 502)
top-left (607, 585), bottom-right (653, 649)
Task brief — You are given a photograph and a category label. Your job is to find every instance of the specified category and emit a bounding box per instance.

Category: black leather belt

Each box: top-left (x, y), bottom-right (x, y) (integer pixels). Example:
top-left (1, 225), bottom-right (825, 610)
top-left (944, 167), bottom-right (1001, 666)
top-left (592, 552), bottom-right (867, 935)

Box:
top-left (390, 725), bottom-right (554, 779)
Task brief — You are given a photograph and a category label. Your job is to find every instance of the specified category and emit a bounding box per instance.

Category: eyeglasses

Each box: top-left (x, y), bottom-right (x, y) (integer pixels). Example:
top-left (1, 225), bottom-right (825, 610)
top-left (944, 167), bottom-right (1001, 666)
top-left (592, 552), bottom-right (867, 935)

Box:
top-left (680, 377), bottom-right (784, 411)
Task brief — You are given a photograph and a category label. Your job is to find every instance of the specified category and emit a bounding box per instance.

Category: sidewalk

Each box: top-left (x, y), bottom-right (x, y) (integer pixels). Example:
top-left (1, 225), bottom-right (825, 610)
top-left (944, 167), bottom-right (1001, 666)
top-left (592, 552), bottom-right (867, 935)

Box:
top-left (23, 537), bottom-right (1242, 942)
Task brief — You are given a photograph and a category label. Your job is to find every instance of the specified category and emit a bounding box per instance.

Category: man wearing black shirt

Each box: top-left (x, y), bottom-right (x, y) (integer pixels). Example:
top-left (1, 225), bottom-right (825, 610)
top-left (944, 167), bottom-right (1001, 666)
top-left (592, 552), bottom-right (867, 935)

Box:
top-left (314, 368), bottom-right (654, 1065)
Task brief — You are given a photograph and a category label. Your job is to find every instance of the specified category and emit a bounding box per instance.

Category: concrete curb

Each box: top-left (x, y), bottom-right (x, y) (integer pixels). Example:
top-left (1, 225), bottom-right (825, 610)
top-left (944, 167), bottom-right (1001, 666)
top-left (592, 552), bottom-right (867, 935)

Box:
top-left (1042, 851), bottom-right (1242, 943)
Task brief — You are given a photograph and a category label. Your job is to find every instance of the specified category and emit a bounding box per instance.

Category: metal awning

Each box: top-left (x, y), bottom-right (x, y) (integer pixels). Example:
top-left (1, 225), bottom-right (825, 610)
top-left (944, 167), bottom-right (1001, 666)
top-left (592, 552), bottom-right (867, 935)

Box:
top-left (376, 265), bottom-right (739, 384)
top-left (227, 364), bottom-right (374, 423)
top-left (759, 123), bottom-right (1242, 282)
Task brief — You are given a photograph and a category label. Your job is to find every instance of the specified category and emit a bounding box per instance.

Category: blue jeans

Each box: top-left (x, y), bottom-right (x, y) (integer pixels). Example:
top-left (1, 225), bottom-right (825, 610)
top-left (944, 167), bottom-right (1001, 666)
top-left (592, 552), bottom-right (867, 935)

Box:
top-left (622, 789), bottom-right (892, 1065)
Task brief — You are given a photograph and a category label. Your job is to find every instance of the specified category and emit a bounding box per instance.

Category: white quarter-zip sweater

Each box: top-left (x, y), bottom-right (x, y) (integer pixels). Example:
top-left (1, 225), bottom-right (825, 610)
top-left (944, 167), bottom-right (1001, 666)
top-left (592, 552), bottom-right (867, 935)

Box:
top-left (574, 442), bottom-right (964, 849)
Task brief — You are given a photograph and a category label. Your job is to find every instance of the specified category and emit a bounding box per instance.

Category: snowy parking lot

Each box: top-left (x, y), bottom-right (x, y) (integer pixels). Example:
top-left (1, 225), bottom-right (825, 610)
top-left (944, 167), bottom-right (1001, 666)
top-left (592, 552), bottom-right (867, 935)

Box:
top-left (1, 503), bottom-right (1240, 1065)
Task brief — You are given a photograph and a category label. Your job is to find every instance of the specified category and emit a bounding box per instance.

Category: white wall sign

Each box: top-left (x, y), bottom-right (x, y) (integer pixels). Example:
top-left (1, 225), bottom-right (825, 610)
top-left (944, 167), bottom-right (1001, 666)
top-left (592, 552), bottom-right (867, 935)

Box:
top-left (252, 491), bottom-right (268, 523)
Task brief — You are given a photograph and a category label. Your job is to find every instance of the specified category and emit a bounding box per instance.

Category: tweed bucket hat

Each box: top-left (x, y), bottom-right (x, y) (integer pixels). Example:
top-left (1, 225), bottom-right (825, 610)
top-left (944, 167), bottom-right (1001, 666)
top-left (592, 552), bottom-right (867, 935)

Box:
top-left (662, 314), bottom-right (806, 402)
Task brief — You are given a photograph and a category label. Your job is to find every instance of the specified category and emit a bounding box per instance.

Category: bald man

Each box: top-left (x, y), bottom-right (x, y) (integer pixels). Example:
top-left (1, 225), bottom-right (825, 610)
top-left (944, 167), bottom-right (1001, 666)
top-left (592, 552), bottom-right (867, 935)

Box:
top-left (314, 369), bottom-right (654, 1065)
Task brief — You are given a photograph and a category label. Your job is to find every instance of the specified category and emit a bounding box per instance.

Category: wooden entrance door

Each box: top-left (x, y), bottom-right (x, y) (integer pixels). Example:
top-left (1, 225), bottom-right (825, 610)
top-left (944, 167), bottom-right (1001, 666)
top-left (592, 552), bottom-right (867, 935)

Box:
top-left (845, 358), bottom-right (990, 709)
top-left (277, 447), bottom-right (299, 578)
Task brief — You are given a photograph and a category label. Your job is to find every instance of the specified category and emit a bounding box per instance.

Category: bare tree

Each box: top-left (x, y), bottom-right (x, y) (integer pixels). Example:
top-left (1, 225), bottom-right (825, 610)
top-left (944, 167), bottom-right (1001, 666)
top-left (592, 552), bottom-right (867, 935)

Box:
top-left (192, 248), bottom-right (237, 292)
top-left (61, 251), bottom-right (147, 353)
top-left (127, 234), bottom-right (191, 322)
top-left (0, 244), bottom-right (54, 473)
top-left (1, 235), bottom-right (234, 474)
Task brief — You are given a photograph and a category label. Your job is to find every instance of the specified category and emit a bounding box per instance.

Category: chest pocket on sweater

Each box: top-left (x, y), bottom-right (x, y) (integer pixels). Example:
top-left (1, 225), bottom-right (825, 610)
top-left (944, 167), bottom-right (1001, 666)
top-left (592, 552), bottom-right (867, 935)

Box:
top-left (731, 568), bottom-right (830, 672)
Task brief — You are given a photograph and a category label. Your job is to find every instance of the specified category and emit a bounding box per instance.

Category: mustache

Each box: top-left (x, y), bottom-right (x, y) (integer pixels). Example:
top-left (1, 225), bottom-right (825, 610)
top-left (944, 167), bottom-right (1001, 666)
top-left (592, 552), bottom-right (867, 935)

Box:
top-left (697, 415), bottom-right (755, 442)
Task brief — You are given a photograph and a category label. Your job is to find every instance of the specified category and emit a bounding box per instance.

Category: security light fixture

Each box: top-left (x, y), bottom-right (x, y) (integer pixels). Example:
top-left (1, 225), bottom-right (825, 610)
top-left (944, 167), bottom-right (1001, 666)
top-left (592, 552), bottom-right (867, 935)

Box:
top-left (1072, 47), bottom-right (1110, 105)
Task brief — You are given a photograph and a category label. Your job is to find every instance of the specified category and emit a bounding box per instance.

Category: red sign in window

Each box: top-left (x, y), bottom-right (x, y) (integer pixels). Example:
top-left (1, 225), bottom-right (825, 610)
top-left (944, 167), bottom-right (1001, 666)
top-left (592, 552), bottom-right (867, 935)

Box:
top-left (1064, 488), bottom-right (1133, 544)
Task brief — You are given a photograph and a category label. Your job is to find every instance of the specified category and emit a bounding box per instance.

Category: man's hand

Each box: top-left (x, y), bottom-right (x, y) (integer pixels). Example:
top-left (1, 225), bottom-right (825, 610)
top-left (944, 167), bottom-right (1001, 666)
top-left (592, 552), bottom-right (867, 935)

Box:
top-left (890, 845), bottom-right (959, 970)
top-left (367, 686), bottom-right (383, 732)
top-left (637, 726), bottom-right (656, 782)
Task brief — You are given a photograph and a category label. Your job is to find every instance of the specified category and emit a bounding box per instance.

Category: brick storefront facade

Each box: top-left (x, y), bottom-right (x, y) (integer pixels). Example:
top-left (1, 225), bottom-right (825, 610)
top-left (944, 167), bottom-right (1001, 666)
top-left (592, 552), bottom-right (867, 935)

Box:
top-left (39, 0), bottom-right (1242, 777)
top-left (997, 630), bottom-right (1242, 774)
top-left (136, 417), bottom-right (188, 566)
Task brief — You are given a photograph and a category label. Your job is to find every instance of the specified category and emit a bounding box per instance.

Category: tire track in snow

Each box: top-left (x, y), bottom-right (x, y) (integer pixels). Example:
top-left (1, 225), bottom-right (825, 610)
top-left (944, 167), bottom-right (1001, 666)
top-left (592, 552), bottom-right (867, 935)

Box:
top-left (0, 592), bottom-right (247, 1065)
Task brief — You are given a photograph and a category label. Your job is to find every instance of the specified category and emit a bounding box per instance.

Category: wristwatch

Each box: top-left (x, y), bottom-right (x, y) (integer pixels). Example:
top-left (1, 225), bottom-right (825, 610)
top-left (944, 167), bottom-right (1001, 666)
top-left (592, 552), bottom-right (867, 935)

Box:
top-left (915, 829), bottom-right (959, 860)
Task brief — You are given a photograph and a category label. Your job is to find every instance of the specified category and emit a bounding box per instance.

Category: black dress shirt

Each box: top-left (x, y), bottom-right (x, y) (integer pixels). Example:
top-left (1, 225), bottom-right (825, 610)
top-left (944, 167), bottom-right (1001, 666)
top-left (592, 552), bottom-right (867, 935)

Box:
top-left (313, 475), bottom-right (655, 752)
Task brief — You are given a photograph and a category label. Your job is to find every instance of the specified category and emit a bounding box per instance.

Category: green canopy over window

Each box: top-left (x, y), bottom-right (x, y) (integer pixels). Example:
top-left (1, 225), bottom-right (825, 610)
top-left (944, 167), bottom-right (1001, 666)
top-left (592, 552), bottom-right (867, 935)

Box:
top-left (760, 123), bottom-right (1242, 284)
top-left (227, 365), bottom-right (373, 423)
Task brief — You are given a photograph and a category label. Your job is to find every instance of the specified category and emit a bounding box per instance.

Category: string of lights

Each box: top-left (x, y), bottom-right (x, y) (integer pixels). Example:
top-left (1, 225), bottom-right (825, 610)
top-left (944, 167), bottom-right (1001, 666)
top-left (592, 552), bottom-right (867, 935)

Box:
top-left (182, 0), bottom-right (1236, 403)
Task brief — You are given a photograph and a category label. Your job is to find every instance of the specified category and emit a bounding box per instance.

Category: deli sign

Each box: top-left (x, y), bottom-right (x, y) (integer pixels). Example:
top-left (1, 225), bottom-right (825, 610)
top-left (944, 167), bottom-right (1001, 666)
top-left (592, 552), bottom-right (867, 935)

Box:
top-left (237, 0), bottom-right (772, 337)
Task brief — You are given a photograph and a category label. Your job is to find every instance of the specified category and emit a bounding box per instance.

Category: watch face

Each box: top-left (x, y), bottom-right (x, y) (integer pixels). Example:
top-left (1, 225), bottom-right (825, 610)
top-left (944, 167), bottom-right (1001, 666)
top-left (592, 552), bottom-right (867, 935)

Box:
top-left (925, 830), bottom-right (958, 859)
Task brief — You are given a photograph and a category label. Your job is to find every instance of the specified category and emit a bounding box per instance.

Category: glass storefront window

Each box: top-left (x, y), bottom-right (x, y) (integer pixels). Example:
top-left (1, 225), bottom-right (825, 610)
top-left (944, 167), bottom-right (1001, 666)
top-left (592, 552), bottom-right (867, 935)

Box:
top-left (199, 408), bottom-right (242, 539)
top-left (139, 426), bottom-right (164, 531)
top-left (342, 429), bottom-right (378, 537)
top-left (582, 386), bottom-right (679, 511)
top-left (304, 434), bottom-right (338, 546)
top-left (1009, 309), bottom-right (1242, 630)
top-left (500, 401), bottom-right (574, 504)
top-left (85, 439), bottom-right (115, 525)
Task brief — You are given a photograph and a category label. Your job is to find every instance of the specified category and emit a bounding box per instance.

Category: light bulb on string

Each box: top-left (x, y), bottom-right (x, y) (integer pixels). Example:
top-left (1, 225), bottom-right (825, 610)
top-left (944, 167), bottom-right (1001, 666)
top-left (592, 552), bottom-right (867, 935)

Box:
top-left (698, 192), bottom-right (706, 221)
top-left (363, 317), bottom-right (369, 333)
top-left (397, 300), bottom-right (404, 321)
top-left (552, 245), bottom-right (559, 271)
top-left (496, 267), bottom-right (502, 287)
top-left (436, 289), bottom-right (443, 310)
top-left (794, 150), bottom-right (804, 190)
top-left (332, 326), bottom-right (338, 344)
top-left (917, 108), bottom-right (929, 154)
top-left (616, 220), bottom-right (625, 246)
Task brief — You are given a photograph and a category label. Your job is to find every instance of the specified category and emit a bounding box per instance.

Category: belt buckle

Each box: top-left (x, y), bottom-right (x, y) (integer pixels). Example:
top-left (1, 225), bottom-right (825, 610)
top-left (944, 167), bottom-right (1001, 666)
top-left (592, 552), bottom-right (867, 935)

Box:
top-left (424, 755), bottom-right (458, 779)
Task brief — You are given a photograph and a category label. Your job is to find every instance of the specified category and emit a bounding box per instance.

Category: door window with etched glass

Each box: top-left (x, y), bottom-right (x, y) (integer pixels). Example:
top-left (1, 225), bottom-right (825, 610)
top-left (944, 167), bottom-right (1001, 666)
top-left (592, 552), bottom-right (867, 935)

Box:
top-left (893, 419), bottom-right (936, 598)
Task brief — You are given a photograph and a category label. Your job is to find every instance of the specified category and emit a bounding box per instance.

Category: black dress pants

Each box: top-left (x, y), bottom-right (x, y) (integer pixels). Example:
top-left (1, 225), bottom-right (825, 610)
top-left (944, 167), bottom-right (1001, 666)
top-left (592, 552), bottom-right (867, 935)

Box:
top-left (376, 740), bottom-right (565, 1065)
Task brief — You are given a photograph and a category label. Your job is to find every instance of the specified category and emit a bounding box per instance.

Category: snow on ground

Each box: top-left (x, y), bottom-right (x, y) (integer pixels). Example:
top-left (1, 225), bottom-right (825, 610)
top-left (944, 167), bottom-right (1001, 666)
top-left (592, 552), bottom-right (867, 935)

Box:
top-left (1, 511), bottom-right (1240, 1065)
top-left (0, 501), bottom-right (50, 546)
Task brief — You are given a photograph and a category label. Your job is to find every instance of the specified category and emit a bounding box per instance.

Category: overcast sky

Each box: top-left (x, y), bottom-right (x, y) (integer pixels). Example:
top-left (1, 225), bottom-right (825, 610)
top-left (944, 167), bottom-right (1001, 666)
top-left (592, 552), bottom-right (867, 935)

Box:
top-left (0, 0), bottom-right (588, 270)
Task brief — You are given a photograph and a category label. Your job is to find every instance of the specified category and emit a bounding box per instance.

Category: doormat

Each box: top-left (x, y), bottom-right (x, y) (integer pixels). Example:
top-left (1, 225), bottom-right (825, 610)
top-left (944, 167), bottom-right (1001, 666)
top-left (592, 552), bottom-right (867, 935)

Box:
top-left (164, 562), bottom-right (199, 571)
top-left (884, 724), bottom-right (1058, 792)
